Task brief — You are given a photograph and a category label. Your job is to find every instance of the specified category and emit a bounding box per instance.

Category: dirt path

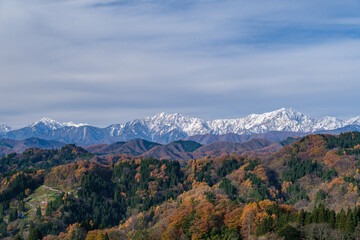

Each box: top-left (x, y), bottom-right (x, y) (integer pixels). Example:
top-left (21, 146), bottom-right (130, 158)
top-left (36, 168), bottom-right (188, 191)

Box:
top-left (25, 201), bottom-right (35, 212)
top-left (42, 185), bottom-right (60, 192)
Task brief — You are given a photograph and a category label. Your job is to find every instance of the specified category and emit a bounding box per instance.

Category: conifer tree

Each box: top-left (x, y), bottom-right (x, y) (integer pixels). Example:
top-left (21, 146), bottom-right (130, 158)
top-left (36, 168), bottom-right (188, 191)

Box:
top-left (18, 201), bottom-right (25, 212)
top-left (346, 209), bottom-right (356, 233)
top-left (36, 206), bottom-right (41, 218)
top-left (297, 209), bottom-right (306, 226)
top-left (337, 209), bottom-right (346, 231)
top-left (318, 203), bottom-right (326, 223)
top-left (8, 208), bottom-right (17, 222)
top-left (329, 210), bottom-right (336, 228)
top-left (304, 213), bottom-right (312, 225)
top-left (0, 204), bottom-right (4, 219)
top-left (28, 228), bottom-right (42, 240)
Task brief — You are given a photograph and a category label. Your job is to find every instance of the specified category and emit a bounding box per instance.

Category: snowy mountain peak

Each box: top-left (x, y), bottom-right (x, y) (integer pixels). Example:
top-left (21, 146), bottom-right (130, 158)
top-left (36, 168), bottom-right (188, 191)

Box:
top-left (144, 112), bottom-right (207, 136)
top-left (264, 107), bottom-right (301, 118)
top-left (122, 108), bottom-right (360, 139)
top-left (149, 112), bottom-right (186, 121)
top-left (146, 112), bottom-right (201, 126)
top-left (346, 116), bottom-right (360, 126)
top-left (30, 118), bottom-right (90, 130)
top-left (2, 108), bottom-right (360, 145)
top-left (152, 112), bottom-right (168, 118)
top-left (272, 107), bottom-right (292, 113)
top-left (0, 124), bottom-right (12, 133)
top-left (132, 108), bottom-right (360, 137)
top-left (30, 117), bottom-right (64, 130)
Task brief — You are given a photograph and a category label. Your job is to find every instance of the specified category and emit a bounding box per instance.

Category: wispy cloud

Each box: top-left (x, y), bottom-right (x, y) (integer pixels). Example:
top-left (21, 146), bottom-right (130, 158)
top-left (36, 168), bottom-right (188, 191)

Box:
top-left (1, 0), bottom-right (360, 127)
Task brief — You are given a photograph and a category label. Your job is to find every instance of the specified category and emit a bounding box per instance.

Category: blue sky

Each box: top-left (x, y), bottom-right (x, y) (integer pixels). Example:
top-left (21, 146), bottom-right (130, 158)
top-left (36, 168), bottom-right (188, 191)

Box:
top-left (1, 0), bottom-right (360, 127)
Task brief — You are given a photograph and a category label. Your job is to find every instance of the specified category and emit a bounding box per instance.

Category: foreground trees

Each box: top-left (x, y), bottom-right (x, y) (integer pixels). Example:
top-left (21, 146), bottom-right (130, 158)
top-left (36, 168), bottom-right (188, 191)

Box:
top-left (1, 132), bottom-right (360, 239)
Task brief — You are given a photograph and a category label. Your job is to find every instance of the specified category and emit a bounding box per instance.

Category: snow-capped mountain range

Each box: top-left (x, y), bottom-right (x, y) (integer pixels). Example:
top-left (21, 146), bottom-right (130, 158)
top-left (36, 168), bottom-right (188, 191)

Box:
top-left (29, 118), bottom-right (89, 129)
top-left (0, 124), bottom-right (12, 133)
top-left (1, 108), bottom-right (360, 145)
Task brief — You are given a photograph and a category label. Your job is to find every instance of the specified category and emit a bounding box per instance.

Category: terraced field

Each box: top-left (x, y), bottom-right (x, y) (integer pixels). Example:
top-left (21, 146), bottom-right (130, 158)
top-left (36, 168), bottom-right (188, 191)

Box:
top-left (24, 185), bottom-right (62, 216)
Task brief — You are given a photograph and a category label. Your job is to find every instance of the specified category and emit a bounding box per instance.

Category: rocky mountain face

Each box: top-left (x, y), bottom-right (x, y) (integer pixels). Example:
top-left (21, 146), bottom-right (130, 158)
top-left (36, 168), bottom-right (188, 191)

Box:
top-left (0, 124), bottom-right (12, 137)
top-left (1, 108), bottom-right (360, 145)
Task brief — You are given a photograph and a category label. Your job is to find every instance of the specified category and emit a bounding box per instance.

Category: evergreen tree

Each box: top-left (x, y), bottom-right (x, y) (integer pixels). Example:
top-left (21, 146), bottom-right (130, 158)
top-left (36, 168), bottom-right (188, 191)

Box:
top-left (28, 228), bottom-right (42, 240)
top-left (337, 208), bottom-right (346, 231)
top-left (304, 213), bottom-right (312, 225)
top-left (18, 200), bottom-right (25, 212)
top-left (0, 222), bottom-right (6, 237)
top-left (312, 205), bottom-right (320, 223)
top-left (8, 208), bottom-right (17, 222)
top-left (278, 225), bottom-right (300, 240)
top-left (0, 204), bottom-right (3, 219)
top-left (29, 220), bottom-right (34, 229)
top-left (317, 203), bottom-right (326, 223)
top-left (297, 209), bottom-right (306, 226)
top-left (315, 190), bottom-right (326, 203)
top-left (104, 233), bottom-right (110, 240)
top-left (219, 178), bottom-right (237, 199)
top-left (329, 210), bottom-right (336, 228)
top-left (256, 216), bottom-right (273, 236)
top-left (346, 209), bottom-right (356, 233)
top-left (36, 206), bottom-right (42, 218)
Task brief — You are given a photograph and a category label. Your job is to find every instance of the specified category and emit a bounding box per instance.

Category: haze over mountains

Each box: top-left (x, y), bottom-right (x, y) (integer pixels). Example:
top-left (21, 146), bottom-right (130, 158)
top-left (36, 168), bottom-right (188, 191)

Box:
top-left (1, 108), bottom-right (360, 146)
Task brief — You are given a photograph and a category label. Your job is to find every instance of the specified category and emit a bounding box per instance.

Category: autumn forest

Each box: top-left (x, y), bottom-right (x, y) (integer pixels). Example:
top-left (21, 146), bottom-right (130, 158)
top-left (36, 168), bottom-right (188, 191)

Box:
top-left (1, 132), bottom-right (360, 239)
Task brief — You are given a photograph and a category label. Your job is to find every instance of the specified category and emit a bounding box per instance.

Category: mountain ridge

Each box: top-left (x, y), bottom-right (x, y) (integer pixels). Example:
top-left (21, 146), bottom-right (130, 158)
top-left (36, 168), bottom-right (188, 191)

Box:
top-left (0, 138), bottom-right (66, 157)
top-left (1, 108), bottom-right (360, 145)
top-left (86, 138), bottom-right (283, 160)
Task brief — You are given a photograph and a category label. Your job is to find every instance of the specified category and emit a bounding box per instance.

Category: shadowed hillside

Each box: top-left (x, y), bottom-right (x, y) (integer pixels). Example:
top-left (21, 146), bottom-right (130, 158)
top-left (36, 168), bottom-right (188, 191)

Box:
top-left (0, 138), bottom-right (66, 157)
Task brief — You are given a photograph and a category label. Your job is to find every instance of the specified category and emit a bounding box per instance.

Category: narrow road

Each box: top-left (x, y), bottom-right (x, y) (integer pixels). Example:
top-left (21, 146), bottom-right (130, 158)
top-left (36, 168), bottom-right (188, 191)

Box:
top-left (25, 202), bottom-right (35, 212)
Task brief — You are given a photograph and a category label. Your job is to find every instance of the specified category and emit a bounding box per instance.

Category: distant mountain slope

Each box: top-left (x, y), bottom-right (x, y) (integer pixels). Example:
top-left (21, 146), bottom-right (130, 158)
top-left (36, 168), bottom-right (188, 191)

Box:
top-left (196, 139), bottom-right (272, 152)
top-left (167, 140), bottom-right (203, 152)
top-left (186, 131), bottom-right (307, 145)
top-left (7, 125), bottom-right (108, 146)
top-left (87, 139), bottom-right (276, 160)
top-left (41, 125), bottom-right (109, 146)
top-left (84, 142), bottom-right (126, 154)
top-left (191, 139), bottom-right (274, 157)
top-left (2, 108), bottom-right (360, 145)
top-left (141, 140), bottom-right (203, 160)
top-left (85, 139), bottom-right (160, 156)
top-left (117, 139), bottom-right (161, 156)
top-left (0, 144), bottom-right (93, 172)
top-left (0, 138), bottom-right (66, 157)
top-left (315, 125), bottom-right (360, 135)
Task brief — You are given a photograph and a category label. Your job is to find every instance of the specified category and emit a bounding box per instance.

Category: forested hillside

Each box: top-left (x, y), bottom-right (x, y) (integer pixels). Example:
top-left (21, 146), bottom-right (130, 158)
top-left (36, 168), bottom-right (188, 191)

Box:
top-left (0, 132), bottom-right (360, 239)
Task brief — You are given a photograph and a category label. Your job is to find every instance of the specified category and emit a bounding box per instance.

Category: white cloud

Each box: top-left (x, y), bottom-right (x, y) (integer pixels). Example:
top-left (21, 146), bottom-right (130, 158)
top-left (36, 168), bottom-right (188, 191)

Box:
top-left (0, 0), bottom-right (360, 127)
